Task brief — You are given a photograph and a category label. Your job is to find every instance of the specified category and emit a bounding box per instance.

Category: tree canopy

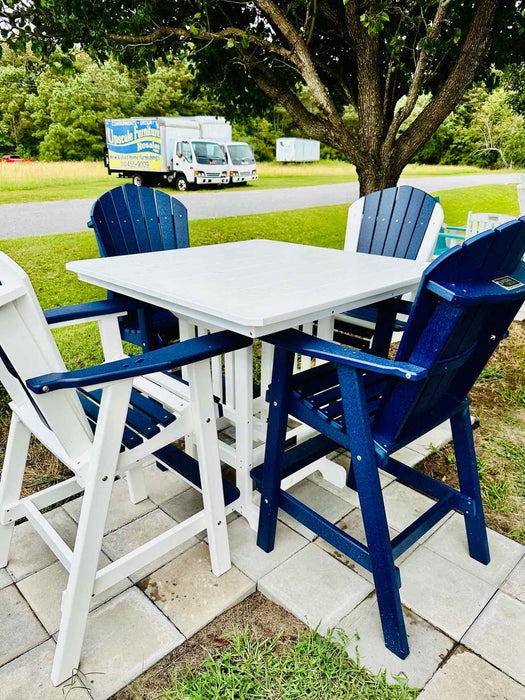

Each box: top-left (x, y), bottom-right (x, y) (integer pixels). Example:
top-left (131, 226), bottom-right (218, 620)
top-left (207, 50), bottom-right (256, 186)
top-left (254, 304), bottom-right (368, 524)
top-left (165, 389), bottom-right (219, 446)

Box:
top-left (1, 1), bottom-right (524, 192)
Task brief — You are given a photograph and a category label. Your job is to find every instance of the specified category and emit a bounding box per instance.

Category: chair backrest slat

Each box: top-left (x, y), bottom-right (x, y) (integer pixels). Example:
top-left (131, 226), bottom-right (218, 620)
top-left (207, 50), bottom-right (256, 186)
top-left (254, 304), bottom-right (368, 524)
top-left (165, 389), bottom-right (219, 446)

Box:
top-left (122, 185), bottom-right (150, 252)
top-left (369, 187), bottom-right (397, 255)
top-left (372, 219), bottom-right (525, 449)
top-left (89, 184), bottom-right (189, 257)
top-left (349, 186), bottom-right (443, 262)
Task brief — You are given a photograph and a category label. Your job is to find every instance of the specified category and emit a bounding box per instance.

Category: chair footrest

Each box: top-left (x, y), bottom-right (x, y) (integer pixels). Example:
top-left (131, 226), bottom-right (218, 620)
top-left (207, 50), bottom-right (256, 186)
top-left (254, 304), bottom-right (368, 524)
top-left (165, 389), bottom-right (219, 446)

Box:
top-left (154, 443), bottom-right (240, 506)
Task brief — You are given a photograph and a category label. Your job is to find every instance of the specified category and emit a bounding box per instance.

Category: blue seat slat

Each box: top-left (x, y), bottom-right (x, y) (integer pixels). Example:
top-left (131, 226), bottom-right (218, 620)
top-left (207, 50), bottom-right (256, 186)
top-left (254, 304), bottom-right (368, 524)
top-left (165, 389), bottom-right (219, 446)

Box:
top-left (129, 388), bottom-right (176, 427)
top-left (78, 392), bottom-right (143, 448)
top-left (370, 188), bottom-right (397, 255)
top-left (381, 187), bottom-right (415, 257)
top-left (341, 307), bottom-right (406, 333)
top-left (393, 188), bottom-right (426, 259)
top-left (87, 388), bottom-right (160, 438)
top-left (154, 443), bottom-right (240, 506)
top-left (357, 190), bottom-right (382, 254)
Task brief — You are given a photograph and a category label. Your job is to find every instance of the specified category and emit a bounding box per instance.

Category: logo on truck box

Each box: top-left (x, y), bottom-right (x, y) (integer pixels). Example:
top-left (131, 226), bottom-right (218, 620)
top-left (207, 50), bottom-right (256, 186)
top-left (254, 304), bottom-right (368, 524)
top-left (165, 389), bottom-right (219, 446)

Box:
top-left (105, 118), bottom-right (162, 171)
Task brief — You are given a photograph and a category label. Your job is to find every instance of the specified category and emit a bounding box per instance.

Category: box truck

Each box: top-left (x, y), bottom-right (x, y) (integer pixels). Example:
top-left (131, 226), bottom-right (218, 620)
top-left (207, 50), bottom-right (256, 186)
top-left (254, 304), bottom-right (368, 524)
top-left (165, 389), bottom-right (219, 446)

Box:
top-left (104, 116), bottom-right (256, 190)
top-left (276, 137), bottom-right (320, 162)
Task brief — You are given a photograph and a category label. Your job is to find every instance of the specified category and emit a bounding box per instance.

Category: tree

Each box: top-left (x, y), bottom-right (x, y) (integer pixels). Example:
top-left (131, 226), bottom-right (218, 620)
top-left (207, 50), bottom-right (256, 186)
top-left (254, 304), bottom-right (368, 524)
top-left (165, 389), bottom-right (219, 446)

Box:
top-left (1, 1), bottom-right (522, 193)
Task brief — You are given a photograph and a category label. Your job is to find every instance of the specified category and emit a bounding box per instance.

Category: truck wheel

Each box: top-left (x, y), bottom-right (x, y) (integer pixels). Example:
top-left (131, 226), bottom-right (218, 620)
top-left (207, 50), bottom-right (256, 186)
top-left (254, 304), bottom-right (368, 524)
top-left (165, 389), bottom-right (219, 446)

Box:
top-left (132, 174), bottom-right (144, 187)
top-left (175, 175), bottom-right (188, 192)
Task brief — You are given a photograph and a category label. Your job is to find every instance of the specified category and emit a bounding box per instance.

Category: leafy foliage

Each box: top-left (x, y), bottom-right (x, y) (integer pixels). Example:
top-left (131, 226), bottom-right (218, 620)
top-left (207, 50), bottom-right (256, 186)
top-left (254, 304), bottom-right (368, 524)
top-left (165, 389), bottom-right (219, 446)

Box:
top-left (1, 0), bottom-right (522, 193)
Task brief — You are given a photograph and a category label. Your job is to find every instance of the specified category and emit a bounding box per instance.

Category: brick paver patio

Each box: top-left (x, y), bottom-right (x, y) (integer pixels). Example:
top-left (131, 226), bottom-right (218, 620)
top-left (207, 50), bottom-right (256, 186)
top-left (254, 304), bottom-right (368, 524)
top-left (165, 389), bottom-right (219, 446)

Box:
top-left (0, 425), bottom-right (524, 699)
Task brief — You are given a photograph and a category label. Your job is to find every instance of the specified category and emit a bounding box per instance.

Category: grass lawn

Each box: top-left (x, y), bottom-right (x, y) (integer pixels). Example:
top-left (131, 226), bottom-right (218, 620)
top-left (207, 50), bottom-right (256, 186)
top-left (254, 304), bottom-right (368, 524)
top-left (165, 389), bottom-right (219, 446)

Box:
top-left (0, 159), bottom-right (518, 204)
top-left (156, 628), bottom-right (417, 699)
top-left (434, 184), bottom-right (521, 226)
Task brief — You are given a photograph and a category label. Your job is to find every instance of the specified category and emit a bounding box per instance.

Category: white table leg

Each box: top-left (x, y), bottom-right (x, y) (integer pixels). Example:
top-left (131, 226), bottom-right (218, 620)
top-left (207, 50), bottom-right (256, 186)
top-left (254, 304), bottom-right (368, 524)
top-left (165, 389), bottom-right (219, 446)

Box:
top-left (187, 359), bottom-right (231, 575)
top-left (233, 343), bottom-right (259, 530)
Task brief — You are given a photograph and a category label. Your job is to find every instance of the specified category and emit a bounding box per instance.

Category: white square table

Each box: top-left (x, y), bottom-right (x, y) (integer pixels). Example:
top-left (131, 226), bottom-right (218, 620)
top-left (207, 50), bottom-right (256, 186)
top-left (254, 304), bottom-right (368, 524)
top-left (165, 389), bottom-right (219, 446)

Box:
top-left (68, 239), bottom-right (428, 527)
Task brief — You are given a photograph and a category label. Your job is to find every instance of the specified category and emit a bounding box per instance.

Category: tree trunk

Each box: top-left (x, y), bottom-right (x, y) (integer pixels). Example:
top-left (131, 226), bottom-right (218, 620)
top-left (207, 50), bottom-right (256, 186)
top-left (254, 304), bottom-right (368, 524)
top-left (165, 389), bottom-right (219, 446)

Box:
top-left (355, 153), bottom-right (404, 197)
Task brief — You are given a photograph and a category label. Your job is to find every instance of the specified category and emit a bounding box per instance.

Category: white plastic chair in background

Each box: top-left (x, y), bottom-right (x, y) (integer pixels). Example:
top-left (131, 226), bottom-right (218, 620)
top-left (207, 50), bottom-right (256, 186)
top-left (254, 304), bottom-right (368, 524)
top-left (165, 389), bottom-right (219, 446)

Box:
top-left (465, 211), bottom-right (515, 239)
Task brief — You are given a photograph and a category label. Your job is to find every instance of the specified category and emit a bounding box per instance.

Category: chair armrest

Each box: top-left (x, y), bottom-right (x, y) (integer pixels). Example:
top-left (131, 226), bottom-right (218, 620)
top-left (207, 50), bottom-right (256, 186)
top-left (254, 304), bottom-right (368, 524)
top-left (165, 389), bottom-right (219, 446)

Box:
top-left (27, 331), bottom-right (252, 394)
top-left (263, 329), bottom-right (427, 381)
top-left (44, 299), bottom-right (138, 325)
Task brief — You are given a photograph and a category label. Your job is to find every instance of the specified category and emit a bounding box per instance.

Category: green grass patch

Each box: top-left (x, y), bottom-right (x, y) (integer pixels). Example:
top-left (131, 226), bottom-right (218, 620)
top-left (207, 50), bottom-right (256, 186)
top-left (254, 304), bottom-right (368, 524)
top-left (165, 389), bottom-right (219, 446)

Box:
top-left (160, 628), bottom-right (418, 699)
top-left (432, 184), bottom-right (520, 226)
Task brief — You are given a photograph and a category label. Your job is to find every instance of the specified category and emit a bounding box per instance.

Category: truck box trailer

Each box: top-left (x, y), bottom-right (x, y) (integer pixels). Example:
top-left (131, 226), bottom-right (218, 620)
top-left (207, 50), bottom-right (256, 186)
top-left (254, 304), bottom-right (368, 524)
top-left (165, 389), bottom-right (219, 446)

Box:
top-left (276, 137), bottom-right (320, 163)
top-left (105, 116), bottom-right (256, 190)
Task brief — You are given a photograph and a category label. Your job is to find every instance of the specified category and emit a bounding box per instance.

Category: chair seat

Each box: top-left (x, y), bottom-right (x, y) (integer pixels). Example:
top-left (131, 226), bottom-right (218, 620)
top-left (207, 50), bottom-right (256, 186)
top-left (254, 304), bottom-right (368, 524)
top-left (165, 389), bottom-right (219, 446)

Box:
top-left (120, 309), bottom-right (180, 343)
top-left (289, 362), bottom-right (389, 431)
top-left (78, 386), bottom-right (239, 506)
top-left (341, 306), bottom-right (407, 332)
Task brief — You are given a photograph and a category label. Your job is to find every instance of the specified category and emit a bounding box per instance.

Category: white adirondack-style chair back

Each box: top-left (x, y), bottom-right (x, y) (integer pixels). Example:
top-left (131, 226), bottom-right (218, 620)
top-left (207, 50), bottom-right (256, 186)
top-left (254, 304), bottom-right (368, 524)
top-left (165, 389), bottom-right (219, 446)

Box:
top-left (0, 252), bottom-right (92, 460)
top-left (465, 211), bottom-right (515, 239)
top-left (345, 185), bottom-right (444, 262)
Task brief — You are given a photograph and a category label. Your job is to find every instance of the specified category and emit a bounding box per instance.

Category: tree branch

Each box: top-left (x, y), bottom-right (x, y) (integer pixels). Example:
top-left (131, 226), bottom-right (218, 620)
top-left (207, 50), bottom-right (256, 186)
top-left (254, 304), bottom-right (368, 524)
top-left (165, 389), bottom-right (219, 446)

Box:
top-left (254, 0), bottom-right (341, 122)
top-left (108, 25), bottom-right (293, 60)
top-left (243, 52), bottom-right (357, 160)
top-left (396, 0), bottom-right (497, 167)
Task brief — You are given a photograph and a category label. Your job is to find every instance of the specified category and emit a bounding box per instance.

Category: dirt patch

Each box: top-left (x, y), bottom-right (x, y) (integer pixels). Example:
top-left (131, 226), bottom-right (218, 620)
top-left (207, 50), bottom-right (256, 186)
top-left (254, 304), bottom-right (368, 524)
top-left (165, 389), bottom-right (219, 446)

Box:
top-left (416, 321), bottom-right (525, 542)
top-left (110, 592), bottom-right (307, 700)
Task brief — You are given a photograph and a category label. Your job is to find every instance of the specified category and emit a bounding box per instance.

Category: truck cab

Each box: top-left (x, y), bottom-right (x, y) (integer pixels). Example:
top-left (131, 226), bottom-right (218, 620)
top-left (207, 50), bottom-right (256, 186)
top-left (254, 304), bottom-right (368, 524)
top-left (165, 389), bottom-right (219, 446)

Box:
top-left (172, 139), bottom-right (229, 191)
top-left (223, 142), bottom-right (258, 185)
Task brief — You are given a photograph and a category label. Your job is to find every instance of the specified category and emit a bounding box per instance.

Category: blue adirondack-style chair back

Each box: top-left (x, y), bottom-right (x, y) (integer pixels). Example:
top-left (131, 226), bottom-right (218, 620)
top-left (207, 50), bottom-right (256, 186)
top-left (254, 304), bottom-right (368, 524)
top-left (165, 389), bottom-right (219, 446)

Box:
top-left (88, 185), bottom-right (189, 350)
top-left (89, 184), bottom-right (189, 256)
top-left (374, 219), bottom-right (525, 449)
top-left (352, 185), bottom-right (441, 260)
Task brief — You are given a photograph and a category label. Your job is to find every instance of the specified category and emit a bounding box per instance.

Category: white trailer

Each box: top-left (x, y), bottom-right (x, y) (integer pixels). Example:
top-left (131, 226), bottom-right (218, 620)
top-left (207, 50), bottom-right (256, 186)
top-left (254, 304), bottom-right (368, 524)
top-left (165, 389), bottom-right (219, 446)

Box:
top-left (105, 116), bottom-right (231, 191)
top-left (276, 137), bottom-right (320, 163)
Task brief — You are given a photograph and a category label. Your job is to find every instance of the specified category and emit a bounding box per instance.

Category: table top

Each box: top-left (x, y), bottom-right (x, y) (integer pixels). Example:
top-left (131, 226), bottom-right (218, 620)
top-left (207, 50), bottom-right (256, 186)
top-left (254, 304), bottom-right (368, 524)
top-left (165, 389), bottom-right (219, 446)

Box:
top-left (67, 240), bottom-right (429, 337)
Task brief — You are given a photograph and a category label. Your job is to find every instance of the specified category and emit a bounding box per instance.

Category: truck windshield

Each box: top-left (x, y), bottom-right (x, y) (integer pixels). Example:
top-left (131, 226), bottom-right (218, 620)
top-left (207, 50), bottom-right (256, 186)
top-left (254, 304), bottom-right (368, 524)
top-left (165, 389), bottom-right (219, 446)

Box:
top-left (192, 142), bottom-right (227, 165)
top-left (227, 144), bottom-right (255, 165)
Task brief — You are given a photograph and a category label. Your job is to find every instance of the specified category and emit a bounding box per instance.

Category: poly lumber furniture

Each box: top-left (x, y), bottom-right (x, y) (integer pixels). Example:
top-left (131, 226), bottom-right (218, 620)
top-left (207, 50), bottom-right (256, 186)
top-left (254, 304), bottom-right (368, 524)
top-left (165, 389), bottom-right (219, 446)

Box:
top-left (334, 185), bottom-right (443, 353)
top-left (0, 251), bottom-right (250, 685)
top-left (89, 184), bottom-right (189, 351)
top-left (67, 240), bottom-right (429, 529)
top-left (253, 219), bottom-right (525, 659)
top-left (465, 211), bottom-right (515, 239)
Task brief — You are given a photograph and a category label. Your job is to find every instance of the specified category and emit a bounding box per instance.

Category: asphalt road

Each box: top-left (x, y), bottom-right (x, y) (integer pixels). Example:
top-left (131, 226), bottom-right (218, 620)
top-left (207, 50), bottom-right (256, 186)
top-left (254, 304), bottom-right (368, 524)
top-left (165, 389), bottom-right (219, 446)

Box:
top-left (0, 173), bottom-right (520, 239)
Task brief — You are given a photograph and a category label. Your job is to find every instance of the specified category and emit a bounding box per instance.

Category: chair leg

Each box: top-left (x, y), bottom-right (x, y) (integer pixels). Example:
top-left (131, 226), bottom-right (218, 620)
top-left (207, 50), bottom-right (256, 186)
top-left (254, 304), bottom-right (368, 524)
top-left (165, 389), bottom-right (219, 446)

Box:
top-left (346, 457), bottom-right (358, 491)
top-left (0, 414), bottom-right (31, 567)
top-left (187, 358), bottom-right (231, 576)
top-left (125, 464), bottom-right (148, 504)
top-left (451, 407), bottom-right (490, 565)
top-left (256, 347), bottom-right (295, 553)
top-left (51, 381), bottom-right (132, 686)
top-left (338, 366), bottom-right (409, 659)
